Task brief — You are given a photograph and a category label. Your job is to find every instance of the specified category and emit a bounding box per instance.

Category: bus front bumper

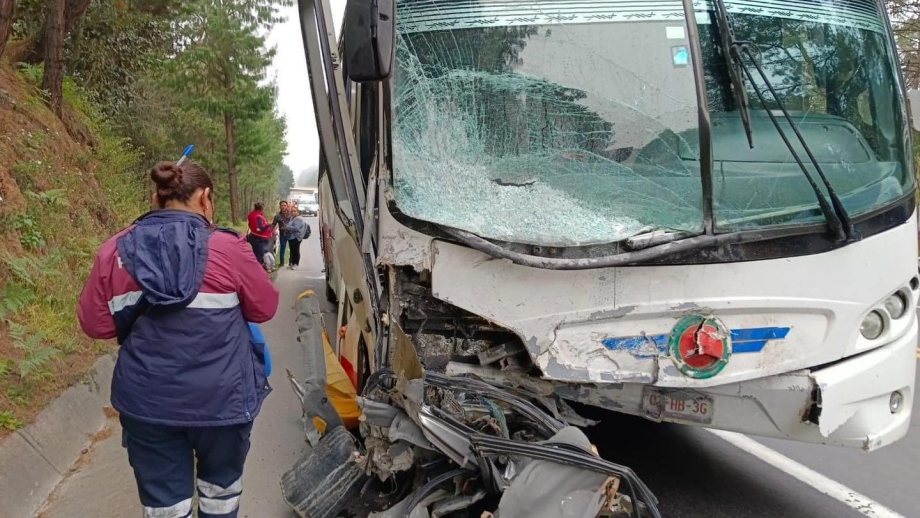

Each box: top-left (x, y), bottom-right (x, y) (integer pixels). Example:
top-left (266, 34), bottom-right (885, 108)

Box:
top-left (449, 320), bottom-right (916, 451)
top-left (553, 321), bottom-right (917, 451)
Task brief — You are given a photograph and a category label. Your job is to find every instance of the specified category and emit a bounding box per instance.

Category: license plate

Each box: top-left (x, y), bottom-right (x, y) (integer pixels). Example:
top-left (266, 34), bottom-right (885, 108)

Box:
top-left (642, 389), bottom-right (714, 424)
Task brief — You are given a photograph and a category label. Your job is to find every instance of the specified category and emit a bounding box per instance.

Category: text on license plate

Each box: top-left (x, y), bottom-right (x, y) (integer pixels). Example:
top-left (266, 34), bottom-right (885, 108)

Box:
top-left (643, 390), bottom-right (714, 424)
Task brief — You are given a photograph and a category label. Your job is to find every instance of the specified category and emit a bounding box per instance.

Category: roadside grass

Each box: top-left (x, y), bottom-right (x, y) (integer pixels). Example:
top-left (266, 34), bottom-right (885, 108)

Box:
top-left (0, 64), bottom-right (144, 435)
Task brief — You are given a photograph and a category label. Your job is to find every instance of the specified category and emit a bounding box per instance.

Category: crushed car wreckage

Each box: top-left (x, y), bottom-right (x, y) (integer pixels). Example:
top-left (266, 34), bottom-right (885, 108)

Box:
top-left (282, 295), bottom-right (661, 518)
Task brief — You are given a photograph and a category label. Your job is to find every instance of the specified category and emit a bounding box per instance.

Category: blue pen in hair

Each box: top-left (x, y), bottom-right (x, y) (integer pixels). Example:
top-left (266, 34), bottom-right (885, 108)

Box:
top-left (176, 144), bottom-right (195, 166)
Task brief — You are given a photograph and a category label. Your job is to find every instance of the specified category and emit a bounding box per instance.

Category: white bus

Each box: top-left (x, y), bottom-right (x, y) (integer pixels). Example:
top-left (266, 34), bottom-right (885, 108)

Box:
top-left (309, 0), bottom-right (917, 450)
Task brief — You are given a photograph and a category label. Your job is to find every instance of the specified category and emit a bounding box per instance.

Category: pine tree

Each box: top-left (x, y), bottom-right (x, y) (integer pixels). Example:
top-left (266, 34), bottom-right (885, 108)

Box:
top-left (168, 0), bottom-right (289, 223)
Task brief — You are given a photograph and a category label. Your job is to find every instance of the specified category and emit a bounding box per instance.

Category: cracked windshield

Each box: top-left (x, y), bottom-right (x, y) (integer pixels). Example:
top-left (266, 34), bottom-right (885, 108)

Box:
top-left (392, 1), bottom-right (704, 247)
top-left (391, 0), bottom-right (912, 245)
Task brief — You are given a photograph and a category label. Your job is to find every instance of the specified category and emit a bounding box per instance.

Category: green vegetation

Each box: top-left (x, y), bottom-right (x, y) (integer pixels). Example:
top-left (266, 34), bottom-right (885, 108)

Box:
top-left (0, 0), bottom-right (294, 432)
top-left (0, 410), bottom-right (22, 431)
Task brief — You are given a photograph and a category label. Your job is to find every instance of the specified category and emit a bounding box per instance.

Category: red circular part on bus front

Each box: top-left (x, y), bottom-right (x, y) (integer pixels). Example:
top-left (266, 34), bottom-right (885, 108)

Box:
top-left (678, 323), bottom-right (726, 369)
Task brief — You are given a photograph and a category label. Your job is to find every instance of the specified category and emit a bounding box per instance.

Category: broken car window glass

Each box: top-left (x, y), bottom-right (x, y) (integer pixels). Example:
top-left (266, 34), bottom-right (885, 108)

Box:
top-left (391, 0), bottom-right (704, 247)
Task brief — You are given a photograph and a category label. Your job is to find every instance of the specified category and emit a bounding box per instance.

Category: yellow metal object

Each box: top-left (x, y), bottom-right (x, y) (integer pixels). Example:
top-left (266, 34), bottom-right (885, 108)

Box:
top-left (312, 328), bottom-right (361, 431)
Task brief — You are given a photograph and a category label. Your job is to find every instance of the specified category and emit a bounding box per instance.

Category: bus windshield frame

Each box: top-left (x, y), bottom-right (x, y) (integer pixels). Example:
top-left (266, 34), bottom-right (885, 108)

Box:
top-left (387, 0), bottom-right (914, 251)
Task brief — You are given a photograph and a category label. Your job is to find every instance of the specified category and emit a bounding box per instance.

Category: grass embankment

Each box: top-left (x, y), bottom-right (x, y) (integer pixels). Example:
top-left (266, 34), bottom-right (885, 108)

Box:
top-left (0, 62), bottom-right (147, 435)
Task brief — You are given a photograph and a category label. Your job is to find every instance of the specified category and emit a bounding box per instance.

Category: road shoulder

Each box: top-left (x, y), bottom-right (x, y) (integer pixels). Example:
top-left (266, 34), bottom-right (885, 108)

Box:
top-left (0, 354), bottom-right (115, 518)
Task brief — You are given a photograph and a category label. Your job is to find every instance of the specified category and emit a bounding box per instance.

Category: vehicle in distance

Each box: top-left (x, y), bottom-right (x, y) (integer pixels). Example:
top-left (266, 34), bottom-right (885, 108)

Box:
top-left (298, 197), bottom-right (319, 216)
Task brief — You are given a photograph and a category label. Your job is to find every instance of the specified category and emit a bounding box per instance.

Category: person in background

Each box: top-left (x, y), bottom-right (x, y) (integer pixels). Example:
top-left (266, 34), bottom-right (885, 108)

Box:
top-left (272, 200), bottom-right (293, 267)
top-left (246, 202), bottom-right (272, 266)
top-left (286, 210), bottom-right (311, 270)
top-left (77, 161), bottom-right (280, 518)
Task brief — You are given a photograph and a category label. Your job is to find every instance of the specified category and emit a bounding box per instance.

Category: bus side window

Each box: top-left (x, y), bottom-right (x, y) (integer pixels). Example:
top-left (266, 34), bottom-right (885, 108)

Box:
top-left (358, 83), bottom-right (378, 183)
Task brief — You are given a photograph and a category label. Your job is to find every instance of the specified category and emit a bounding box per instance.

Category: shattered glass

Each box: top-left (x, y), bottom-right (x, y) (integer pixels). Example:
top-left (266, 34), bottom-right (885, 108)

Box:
top-left (390, 0), bottom-right (912, 246)
top-left (392, 4), bottom-right (704, 247)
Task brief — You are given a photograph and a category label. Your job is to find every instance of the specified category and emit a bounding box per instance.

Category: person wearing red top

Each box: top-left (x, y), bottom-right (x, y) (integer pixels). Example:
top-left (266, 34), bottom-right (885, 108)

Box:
top-left (247, 202), bottom-right (272, 266)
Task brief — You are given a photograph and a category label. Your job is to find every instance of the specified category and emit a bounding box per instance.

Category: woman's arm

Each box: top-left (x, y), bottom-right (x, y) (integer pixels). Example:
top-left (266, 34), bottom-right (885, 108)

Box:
top-left (231, 236), bottom-right (280, 322)
top-left (289, 218), bottom-right (307, 240)
top-left (256, 214), bottom-right (271, 233)
top-left (77, 242), bottom-right (117, 339)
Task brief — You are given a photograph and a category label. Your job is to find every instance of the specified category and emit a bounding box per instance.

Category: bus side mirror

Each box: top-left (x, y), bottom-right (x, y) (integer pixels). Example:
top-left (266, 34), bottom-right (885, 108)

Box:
top-left (343, 0), bottom-right (395, 82)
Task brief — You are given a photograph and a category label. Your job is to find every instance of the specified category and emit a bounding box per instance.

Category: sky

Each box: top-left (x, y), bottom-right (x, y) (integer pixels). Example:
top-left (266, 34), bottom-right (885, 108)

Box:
top-left (266, 1), bottom-right (347, 187)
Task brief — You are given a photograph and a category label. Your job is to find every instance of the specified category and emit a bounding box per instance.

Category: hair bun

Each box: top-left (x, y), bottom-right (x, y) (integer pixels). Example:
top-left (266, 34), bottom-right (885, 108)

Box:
top-left (148, 159), bottom-right (212, 208)
top-left (150, 162), bottom-right (184, 198)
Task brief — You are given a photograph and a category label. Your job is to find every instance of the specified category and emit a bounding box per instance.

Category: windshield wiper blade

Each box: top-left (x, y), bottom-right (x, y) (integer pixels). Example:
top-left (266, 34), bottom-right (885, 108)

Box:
top-left (738, 52), bottom-right (857, 242)
top-left (710, 0), bottom-right (855, 242)
top-left (713, 0), bottom-right (753, 148)
top-left (441, 225), bottom-right (817, 271)
top-left (626, 229), bottom-right (694, 250)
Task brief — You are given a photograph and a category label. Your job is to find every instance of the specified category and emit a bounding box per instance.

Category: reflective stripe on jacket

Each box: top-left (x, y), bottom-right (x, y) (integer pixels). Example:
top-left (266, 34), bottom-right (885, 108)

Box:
top-left (78, 210), bottom-right (280, 426)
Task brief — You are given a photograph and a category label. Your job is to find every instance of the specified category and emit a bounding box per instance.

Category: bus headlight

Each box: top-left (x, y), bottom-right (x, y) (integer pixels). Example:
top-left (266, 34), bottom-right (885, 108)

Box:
top-left (890, 391), bottom-right (904, 414)
top-left (860, 310), bottom-right (885, 340)
top-left (884, 292), bottom-right (909, 319)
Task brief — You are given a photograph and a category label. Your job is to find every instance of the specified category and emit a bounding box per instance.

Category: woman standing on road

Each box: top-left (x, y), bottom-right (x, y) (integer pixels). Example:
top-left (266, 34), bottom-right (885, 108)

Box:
top-left (272, 200), bottom-right (294, 266)
top-left (285, 211), bottom-right (310, 270)
top-left (77, 161), bottom-right (280, 518)
top-left (246, 202), bottom-right (273, 267)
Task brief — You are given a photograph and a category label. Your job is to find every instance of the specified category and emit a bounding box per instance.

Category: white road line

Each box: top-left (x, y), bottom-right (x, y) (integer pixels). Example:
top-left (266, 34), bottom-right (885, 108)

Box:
top-left (707, 430), bottom-right (905, 518)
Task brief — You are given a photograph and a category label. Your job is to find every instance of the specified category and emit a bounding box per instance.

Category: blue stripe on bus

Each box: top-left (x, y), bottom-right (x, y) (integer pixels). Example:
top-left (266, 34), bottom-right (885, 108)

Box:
top-left (731, 327), bottom-right (791, 342)
top-left (602, 327), bottom-right (790, 355)
top-left (601, 334), bottom-right (669, 357)
top-left (731, 327), bottom-right (791, 353)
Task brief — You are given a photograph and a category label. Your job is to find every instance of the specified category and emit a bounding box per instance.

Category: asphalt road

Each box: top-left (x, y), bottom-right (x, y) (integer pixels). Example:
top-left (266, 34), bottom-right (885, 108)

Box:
top-left (38, 217), bottom-right (920, 517)
top-left (588, 396), bottom-right (919, 518)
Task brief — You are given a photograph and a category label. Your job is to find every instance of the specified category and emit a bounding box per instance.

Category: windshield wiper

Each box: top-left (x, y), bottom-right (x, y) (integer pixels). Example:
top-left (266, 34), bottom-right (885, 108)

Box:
top-left (713, 0), bottom-right (753, 148)
top-left (626, 229), bottom-right (694, 250)
top-left (440, 225), bottom-right (818, 271)
top-left (710, 0), bottom-right (856, 243)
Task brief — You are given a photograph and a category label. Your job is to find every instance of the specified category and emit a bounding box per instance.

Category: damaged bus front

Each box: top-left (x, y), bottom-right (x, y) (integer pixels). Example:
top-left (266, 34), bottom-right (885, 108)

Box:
top-left (313, 0), bottom-right (917, 453)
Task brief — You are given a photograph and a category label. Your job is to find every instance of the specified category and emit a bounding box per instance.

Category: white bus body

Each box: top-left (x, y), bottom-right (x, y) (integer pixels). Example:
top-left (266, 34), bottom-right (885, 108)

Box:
top-left (313, 0), bottom-right (918, 451)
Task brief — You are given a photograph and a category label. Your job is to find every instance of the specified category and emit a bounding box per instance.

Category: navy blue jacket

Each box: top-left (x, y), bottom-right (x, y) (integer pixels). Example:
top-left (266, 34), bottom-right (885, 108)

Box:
top-left (78, 210), bottom-right (280, 426)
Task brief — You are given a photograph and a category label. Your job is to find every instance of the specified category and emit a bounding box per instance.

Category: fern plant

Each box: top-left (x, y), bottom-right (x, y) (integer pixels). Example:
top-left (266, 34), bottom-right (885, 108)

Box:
top-left (0, 283), bottom-right (36, 321)
top-left (12, 214), bottom-right (45, 250)
top-left (1, 253), bottom-right (38, 286)
top-left (0, 358), bottom-right (12, 377)
top-left (26, 189), bottom-right (70, 208)
top-left (9, 322), bottom-right (59, 379)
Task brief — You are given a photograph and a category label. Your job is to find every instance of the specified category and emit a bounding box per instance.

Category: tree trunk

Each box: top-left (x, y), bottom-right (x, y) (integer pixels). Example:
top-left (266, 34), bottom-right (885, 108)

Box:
top-left (224, 112), bottom-right (240, 224)
top-left (0, 0), bottom-right (14, 60)
top-left (41, 0), bottom-right (65, 117)
top-left (17, 0), bottom-right (90, 64)
top-left (64, 0), bottom-right (90, 35)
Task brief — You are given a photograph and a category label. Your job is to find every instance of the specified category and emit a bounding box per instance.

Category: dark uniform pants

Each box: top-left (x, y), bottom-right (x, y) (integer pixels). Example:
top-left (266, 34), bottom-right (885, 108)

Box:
top-left (120, 415), bottom-right (253, 518)
top-left (247, 234), bottom-right (270, 266)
